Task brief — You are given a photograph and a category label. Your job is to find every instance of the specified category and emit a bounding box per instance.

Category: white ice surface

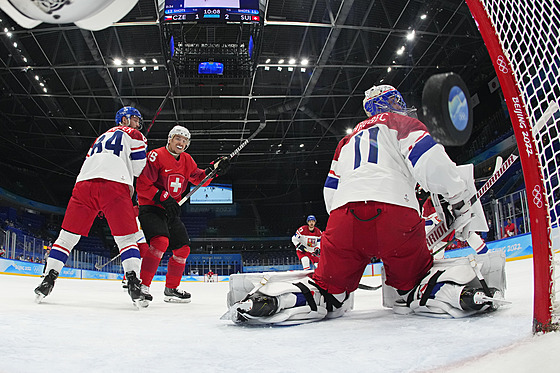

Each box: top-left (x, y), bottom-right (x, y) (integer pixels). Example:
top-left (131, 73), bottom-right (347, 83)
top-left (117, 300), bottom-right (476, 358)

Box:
top-left (1, 258), bottom-right (559, 373)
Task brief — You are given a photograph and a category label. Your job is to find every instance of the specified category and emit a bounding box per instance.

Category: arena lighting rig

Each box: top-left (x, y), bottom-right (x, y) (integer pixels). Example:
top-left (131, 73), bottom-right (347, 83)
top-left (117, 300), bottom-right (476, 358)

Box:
top-left (160, 0), bottom-right (264, 81)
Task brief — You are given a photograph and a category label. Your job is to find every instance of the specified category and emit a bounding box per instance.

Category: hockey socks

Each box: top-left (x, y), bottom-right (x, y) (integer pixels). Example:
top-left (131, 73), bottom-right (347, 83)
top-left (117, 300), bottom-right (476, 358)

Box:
top-left (165, 245), bottom-right (190, 289)
top-left (140, 235), bottom-right (168, 287)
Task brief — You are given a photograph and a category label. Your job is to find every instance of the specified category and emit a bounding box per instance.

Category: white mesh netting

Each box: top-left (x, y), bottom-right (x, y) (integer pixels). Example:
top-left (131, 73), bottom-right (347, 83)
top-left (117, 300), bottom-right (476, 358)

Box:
top-left (477, 0), bottom-right (560, 323)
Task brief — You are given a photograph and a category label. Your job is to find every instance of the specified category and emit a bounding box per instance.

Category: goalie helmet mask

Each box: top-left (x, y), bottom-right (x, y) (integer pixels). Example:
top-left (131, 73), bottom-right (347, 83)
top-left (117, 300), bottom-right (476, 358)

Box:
top-left (115, 106), bottom-right (143, 129)
top-left (0, 0), bottom-right (139, 31)
top-left (363, 85), bottom-right (416, 117)
top-left (168, 125), bottom-right (191, 150)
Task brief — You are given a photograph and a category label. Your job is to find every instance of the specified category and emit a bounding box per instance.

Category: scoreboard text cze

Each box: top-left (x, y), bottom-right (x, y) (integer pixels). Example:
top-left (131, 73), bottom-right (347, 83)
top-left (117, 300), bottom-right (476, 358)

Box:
top-left (163, 0), bottom-right (260, 23)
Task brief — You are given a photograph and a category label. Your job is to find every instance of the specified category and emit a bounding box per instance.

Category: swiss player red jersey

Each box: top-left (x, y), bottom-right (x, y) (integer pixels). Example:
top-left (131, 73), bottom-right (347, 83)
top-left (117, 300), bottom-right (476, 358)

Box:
top-left (136, 147), bottom-right (212, 207)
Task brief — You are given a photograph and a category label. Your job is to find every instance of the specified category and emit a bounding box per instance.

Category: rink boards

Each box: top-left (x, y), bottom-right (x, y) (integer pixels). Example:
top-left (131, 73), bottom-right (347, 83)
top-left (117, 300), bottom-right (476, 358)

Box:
top-left (2, 226), bottom-right (558, 280)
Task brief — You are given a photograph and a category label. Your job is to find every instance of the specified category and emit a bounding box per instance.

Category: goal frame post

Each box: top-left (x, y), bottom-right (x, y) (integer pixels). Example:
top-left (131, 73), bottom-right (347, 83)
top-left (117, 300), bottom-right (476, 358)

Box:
top-left (465, 0), bottom-right (556, 333)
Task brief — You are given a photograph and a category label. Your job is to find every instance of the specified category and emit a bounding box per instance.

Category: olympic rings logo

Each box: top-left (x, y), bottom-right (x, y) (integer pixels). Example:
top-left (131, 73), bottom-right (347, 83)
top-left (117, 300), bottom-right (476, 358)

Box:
top-left (532, 185), bottom-right (544, 209)
top-left (496, 55), bottom-right (509, 74)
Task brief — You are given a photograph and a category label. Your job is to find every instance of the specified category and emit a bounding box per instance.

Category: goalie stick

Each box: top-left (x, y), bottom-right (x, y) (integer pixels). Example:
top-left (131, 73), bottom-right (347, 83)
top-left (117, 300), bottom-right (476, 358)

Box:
top-left (178, 101), bottom-right (266, 206)
top-left (426, 152), bottom-right (519, 251)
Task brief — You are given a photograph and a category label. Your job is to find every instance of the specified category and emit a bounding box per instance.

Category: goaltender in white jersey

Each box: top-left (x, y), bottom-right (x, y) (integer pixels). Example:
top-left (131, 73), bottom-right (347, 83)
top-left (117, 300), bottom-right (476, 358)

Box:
top-left (223, 85), bottom-right (506, 326)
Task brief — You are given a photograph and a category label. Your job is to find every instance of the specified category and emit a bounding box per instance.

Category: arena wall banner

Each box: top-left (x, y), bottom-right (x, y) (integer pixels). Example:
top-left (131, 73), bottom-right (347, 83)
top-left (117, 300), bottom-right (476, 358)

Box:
top-left (0, 259), bottom-right (227, 282)
top-left (0, 259), bottom-right (81, 278)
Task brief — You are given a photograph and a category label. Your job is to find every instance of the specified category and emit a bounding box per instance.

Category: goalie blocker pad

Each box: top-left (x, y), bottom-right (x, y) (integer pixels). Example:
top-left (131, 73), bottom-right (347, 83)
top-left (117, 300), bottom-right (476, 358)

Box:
top-left (382, 250), bottom-right (506, 317)
top-left (224, 270), bottom-right (354, 325)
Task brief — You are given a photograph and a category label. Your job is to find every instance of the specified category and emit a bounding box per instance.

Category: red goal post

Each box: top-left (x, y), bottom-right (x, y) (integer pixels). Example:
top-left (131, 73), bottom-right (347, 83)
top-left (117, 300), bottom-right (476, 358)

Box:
top-left (465, 0), bottom-right (559, 333)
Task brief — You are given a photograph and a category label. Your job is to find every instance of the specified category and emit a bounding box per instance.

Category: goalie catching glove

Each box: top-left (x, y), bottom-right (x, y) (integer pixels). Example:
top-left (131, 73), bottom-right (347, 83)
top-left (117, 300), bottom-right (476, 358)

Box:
top-left (153, 189), bottom-right (180, 217)
top-left (205, 156), bottom-right (231, 177)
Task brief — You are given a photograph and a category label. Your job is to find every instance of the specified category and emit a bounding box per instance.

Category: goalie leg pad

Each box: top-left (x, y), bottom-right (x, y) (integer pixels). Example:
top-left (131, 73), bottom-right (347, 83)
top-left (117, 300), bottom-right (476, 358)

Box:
top-left (223, 271), bottom-right (352, 325)
top-left (383, 251), bottom-right (507, 318)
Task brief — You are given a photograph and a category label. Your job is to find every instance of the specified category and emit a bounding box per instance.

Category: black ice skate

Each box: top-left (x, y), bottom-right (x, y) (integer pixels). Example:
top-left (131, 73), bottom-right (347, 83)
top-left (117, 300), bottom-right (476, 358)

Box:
top-left (164, 287), bottom-right (191, 303)
top-left (221, 293), bottom-right (280, 323)
top-left (240, 294), bottom-right (279, 317)
top-left (460, 286), bottom-right (506, 311)
top-left (34, 269), bottom-right (59, 303)
top-left (125, 271), bottom-right (147, 309)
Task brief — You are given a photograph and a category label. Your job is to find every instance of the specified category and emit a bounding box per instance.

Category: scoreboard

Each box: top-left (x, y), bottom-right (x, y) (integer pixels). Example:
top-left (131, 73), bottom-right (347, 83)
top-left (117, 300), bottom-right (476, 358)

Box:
top-left (163, 0), bottom-right (261, 23)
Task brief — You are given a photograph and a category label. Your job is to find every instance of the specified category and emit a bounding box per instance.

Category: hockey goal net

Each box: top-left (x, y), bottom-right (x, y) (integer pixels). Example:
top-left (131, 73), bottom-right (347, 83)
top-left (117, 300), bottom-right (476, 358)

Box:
top-left (466, 0), bottom-right (560, 333)
top-left (204, 273), bottom-right (219, 282)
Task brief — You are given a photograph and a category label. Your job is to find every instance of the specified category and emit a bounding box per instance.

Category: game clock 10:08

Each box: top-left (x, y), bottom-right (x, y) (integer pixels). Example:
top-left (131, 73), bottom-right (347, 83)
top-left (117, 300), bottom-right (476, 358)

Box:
top-left (163, 0), bottom-right (261, 23)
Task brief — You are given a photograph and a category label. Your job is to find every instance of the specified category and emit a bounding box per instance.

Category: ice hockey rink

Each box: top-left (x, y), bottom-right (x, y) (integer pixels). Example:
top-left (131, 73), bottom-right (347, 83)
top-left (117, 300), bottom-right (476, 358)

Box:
top-left (1, 257), bottom-right (559, 373)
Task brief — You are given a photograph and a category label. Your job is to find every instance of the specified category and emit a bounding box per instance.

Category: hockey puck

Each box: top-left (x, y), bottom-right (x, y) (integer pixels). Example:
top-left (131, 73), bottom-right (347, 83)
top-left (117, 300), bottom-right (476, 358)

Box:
top-left (421, 72), bottom-right (473, 146)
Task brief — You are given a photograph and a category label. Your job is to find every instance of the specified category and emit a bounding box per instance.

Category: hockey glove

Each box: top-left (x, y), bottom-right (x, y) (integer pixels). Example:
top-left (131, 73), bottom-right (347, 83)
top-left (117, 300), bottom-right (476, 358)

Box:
top-left (205, 156), bottom-right (231, 177)
top-left (153, 189), bottom-right (181, 217)
top-left (313, 248), bottom-right (321, 257)
top-left (296, 244), bottom-right (306, 253)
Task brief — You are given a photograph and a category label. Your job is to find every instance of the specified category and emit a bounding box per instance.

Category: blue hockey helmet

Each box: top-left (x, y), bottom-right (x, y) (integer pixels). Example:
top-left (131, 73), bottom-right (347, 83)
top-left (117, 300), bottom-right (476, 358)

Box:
top-left (363, 85), bottom-right (411, 117)
top-left (307, 215), bottom-right (316, 222)
top-left (115, 106), bottom-right (143, 129)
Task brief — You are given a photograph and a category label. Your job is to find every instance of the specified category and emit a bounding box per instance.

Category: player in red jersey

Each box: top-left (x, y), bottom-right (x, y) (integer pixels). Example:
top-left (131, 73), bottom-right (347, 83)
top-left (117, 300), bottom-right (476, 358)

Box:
top-left (136, 125), bottom-right (230, 304)
top-left (291, 215), bottom-right (322, 270)
top-left (35, 106), bottom-right (148, 308)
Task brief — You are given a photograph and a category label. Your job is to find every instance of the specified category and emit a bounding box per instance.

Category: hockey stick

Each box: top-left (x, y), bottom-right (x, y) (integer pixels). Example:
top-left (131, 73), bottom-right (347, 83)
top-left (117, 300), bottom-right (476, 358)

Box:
top-left (430, 241), bottom-right (455, 258)
top-left (426, 152), bottom-right (519, 251)
top-left (178, 101), bottom-right (267, 206)
top-left (429, 155), bottom-right (504, 257)
top-left (95, 65), bottom-right (177, 271)
top-left (145, 62), bottom-right (178, 135)
top-left (357, 283), bottom-right (382, 291)
top-left (94, 253), bottom-right (120, 270)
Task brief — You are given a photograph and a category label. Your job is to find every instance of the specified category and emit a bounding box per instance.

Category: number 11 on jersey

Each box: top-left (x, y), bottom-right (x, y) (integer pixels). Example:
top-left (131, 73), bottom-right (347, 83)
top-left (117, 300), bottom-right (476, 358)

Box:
top-left (353, 127), bottom-right (379, 169)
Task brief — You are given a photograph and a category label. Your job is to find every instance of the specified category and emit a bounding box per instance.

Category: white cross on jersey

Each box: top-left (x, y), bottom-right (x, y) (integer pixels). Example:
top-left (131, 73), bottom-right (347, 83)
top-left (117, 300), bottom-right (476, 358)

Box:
top-left (170, 177), bottom-right (182, 194)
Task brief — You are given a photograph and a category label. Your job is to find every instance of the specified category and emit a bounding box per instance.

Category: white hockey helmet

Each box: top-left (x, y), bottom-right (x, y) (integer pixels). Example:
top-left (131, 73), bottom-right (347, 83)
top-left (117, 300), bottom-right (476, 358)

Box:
top-left (363, 84), bottom-right (410, 117)
top-left (168, 125), bottom-right (191, 149)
